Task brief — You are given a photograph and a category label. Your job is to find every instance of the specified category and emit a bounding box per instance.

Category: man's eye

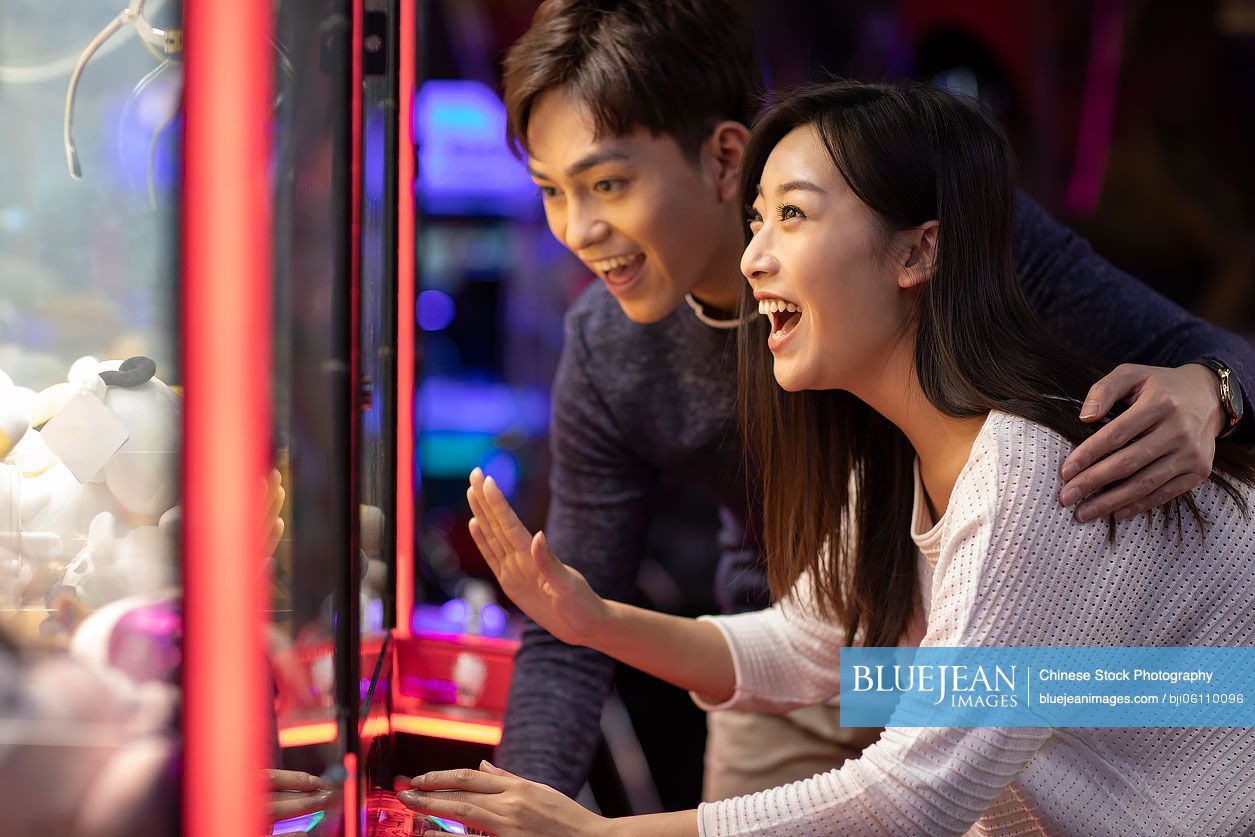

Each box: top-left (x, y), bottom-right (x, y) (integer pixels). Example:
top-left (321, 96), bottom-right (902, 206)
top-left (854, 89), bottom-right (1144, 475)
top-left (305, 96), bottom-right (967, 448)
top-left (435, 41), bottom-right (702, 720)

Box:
top-left (593, 179), bottom-right (624, 193)
top-left (537, 185), bottom-right (558, 198)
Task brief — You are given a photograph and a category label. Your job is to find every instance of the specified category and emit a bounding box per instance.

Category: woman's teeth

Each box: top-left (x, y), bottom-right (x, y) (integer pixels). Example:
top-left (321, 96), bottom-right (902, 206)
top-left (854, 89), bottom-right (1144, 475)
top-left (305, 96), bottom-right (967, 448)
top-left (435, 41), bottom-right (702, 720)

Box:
top-left (757, 299), bottom-right (801, 315)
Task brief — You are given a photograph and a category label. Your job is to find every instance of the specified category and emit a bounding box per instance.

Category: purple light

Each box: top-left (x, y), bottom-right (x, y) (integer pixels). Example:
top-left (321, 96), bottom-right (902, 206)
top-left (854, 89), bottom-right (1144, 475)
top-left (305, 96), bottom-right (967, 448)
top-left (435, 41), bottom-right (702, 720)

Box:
top-left (481, 450), bottom-right (518, 499)
top-left (479, 604), bottom-right (508, 637)
top-left (439, 597), bottom-right (469, 626)
top-left (417, 289), bottom-right (456, 331)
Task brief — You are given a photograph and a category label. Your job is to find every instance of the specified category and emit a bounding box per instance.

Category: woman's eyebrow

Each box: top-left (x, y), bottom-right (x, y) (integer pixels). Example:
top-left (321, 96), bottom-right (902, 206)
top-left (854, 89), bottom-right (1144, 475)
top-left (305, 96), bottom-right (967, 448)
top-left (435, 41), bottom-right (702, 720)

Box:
top-left (754, 179), bottom-right (827, 197)
top-left (774, 179), bottom-right (827, 196)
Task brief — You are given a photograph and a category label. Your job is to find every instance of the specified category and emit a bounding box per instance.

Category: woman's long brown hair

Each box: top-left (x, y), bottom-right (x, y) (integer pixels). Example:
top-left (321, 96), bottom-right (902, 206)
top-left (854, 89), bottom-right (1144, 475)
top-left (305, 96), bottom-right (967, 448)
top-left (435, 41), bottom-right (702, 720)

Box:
top-left (736, 82), bottom-right (1255, 648)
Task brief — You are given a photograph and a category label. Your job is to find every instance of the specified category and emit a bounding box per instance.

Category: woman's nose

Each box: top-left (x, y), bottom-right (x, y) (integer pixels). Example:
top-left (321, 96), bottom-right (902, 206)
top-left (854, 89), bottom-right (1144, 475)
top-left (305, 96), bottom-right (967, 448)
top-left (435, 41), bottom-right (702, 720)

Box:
top-left (740, 233), bottom-right (778, 282)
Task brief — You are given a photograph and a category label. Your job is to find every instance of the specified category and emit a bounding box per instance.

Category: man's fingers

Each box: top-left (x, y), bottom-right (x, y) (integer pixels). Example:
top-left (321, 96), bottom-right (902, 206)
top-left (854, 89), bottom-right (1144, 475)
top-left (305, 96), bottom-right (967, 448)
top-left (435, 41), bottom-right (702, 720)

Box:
top-left (1077, 364), bottom-right (1147, 422)
top-left (1060, 421), bottom-right (1172, 506)
top-left (1060, 402), bottom-right (1159, 484)
top-left (1115, 473), bottom-right (1204, 520)
top-left (1072, 456), bottom-right (1180, 523)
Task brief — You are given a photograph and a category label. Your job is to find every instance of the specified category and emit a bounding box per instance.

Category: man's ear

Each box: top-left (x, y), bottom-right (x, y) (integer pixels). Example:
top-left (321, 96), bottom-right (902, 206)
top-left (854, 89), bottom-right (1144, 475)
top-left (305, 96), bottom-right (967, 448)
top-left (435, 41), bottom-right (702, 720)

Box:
top-left (705, 121), bottom-right (750, 203)
top-left (898, 220), bottom-right (940, 289)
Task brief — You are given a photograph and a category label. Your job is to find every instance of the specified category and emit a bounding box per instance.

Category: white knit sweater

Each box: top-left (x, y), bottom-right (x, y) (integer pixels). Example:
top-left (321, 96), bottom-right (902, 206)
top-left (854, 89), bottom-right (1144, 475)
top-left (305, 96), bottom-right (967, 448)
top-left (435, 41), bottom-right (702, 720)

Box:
top-left (696, 411), bottom-right (1255, 836)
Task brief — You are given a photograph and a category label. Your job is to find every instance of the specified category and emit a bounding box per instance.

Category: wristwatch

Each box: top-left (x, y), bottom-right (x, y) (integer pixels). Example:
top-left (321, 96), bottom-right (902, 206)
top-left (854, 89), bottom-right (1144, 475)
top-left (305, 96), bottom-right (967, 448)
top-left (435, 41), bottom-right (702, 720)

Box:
top-left (1195, 358), bottom-right (1246, 439)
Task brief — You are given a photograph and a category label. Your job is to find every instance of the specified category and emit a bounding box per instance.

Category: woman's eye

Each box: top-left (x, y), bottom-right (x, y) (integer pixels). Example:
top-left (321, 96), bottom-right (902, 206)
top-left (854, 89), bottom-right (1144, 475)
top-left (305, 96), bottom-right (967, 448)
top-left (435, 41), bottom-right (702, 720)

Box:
top-left (777, 204), bottom-right (804, 221)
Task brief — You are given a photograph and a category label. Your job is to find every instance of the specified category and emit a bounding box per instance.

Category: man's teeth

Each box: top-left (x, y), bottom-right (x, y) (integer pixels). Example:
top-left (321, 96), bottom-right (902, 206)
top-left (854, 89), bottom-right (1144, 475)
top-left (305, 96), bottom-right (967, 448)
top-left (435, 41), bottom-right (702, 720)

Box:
top-left (593, 254), bottom-right (640, 272)
top-left (757, 299), bottom-right (801, 315)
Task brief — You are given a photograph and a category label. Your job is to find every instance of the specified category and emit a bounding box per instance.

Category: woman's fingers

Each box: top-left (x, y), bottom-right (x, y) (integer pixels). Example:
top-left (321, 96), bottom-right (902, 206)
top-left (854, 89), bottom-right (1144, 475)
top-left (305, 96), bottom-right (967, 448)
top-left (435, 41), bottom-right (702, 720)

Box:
top-left (469, 469), bottom-right (512, 551)
top-left (467, 518), bottom-right (501, 574)
top-left (397, 790), bottom-right (503, 836)
top-left (411, 768), bottom-right (511, 794)
top-left (530, 531), bottom-right (567, 589)
top-left (481, 475), bottom-right (533, 550)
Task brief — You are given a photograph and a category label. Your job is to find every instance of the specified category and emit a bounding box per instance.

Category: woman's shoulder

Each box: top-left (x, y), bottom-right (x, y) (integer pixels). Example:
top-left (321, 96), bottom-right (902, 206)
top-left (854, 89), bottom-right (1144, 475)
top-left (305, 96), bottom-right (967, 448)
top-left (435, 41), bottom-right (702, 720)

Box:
top-left (947, 411), bottom-right (1074, 531)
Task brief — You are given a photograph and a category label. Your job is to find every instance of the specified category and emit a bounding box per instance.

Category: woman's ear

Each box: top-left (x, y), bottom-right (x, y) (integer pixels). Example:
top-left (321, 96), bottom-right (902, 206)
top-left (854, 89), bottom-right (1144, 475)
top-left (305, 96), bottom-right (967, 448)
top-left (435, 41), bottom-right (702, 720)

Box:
top-left (898, 220), bottom-right (939, 289)
top-left (705, 120), bottom-right (750, 203)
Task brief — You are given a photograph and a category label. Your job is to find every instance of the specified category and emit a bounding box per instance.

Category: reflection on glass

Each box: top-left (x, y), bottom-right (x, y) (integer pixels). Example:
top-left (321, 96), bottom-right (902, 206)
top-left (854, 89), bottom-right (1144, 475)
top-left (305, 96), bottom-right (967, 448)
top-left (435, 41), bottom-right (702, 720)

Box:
top-left (1, 0), bottom-right (182, 832)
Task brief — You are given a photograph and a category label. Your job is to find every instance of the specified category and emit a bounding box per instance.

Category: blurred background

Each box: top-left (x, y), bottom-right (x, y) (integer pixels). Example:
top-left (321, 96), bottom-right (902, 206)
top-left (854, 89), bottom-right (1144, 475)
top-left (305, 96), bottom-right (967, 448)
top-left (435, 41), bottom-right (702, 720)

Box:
top-left (0, 0), bottom-right (1252, 831)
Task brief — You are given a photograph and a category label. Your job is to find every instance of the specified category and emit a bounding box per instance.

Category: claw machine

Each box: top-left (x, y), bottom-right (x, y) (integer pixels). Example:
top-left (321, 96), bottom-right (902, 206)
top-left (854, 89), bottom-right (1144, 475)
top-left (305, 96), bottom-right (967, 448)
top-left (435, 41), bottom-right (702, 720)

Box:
top-left (1, 0), bottom-right (409, 833)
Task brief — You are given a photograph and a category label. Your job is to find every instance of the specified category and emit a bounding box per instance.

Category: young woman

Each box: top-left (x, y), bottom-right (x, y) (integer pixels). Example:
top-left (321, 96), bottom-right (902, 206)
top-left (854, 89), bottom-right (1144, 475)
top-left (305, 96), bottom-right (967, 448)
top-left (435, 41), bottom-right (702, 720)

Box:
top-left (401, 82), bottom-right (1255, 835)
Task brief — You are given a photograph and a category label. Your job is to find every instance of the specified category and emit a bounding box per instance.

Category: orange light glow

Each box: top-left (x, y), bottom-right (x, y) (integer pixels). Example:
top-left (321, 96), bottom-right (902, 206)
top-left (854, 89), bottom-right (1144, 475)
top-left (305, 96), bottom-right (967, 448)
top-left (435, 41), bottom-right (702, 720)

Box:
top-left (361, 714), bottom-right (391, 740)
top-left (395, 0), bottom-right (416, 640)
top-left (277, 721), bottom-right (340, 748)
top-left (391, 712), bottom-right (503, 746)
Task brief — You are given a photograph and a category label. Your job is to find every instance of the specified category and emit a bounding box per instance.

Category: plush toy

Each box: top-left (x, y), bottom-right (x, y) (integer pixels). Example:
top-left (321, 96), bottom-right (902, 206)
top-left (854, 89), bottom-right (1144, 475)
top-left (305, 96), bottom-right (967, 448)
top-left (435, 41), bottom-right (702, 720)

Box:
top-left (0, 355), bottom-right (180, 619)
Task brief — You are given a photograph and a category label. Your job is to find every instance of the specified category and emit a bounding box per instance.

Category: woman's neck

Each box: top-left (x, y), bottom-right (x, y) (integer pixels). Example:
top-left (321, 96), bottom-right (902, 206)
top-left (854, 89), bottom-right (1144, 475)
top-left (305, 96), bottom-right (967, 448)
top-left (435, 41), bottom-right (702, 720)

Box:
top-left (851, 341), bottom-right (987, 519)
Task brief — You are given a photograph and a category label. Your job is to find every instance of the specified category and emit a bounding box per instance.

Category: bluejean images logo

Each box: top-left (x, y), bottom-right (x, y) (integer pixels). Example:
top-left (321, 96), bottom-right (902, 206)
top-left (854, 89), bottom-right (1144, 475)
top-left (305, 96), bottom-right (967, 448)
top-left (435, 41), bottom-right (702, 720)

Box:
top-left (839, 647), bottom-right (1255, 728)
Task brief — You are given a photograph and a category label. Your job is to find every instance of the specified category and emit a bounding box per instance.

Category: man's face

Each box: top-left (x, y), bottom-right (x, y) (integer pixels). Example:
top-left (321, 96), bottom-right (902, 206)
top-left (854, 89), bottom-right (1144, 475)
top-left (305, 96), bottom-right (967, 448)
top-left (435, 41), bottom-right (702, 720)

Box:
top-left (525, 86), bottom-right (734, 324)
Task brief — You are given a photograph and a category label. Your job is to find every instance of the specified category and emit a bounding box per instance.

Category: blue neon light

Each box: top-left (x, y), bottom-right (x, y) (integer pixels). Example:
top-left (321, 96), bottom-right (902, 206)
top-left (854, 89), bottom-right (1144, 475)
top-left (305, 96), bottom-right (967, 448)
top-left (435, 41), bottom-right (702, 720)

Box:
top-left (414, 80), bottom-right (537, 215)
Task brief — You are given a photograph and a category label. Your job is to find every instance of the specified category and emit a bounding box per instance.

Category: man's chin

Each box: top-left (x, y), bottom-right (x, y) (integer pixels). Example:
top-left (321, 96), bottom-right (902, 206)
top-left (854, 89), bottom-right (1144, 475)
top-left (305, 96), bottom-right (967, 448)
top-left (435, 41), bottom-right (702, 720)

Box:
top-left (615, 292), bottom-right (683, 325)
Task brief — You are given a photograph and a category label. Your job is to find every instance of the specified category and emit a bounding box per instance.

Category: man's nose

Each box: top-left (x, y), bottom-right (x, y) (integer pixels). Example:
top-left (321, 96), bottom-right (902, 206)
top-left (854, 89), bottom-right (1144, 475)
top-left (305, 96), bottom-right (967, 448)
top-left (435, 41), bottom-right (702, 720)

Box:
top-left (564, 198), bottom-right (609, 252)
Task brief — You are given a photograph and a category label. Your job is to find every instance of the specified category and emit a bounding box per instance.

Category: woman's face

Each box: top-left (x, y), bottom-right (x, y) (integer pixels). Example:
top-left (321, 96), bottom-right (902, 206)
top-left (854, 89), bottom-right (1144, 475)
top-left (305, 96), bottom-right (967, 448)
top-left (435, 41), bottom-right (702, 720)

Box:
top-left (741, 125), bottom-right (914, 394)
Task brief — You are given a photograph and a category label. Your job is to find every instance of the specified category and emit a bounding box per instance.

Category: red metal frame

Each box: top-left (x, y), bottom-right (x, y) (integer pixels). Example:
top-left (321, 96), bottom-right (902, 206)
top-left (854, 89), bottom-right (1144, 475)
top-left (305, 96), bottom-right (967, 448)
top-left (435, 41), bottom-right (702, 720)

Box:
top-left (395, 0), bottom-right (417, 640)
top-left (182, 0), bottom-right (272, 834)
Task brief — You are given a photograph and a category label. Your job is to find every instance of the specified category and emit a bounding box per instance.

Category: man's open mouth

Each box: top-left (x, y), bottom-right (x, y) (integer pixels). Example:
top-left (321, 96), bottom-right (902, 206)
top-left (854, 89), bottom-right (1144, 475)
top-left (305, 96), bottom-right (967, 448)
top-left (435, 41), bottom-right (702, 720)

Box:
top-left (591, 253), bottom-right (645, 286)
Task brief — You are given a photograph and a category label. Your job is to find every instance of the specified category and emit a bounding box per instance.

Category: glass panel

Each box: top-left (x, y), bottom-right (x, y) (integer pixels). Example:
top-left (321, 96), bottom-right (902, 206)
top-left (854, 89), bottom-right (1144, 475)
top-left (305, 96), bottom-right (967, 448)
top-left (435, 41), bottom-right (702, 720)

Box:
top-left (0, 0), bottom-right (182, 832)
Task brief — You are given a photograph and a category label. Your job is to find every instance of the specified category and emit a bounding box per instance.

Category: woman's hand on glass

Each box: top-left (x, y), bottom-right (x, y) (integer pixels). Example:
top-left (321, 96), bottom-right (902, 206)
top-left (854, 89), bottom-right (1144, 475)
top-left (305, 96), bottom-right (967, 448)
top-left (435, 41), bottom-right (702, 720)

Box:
top-left (467, 468), bottom-right (609, 647)
top-left (400, 761), bottom-right (608, 837)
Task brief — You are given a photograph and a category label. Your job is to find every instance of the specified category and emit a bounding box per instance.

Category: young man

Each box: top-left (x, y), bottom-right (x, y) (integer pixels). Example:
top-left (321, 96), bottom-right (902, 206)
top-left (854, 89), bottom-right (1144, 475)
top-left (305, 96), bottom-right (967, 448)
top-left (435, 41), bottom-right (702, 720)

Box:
top-left (490, 0), bottom-right (1254, 804)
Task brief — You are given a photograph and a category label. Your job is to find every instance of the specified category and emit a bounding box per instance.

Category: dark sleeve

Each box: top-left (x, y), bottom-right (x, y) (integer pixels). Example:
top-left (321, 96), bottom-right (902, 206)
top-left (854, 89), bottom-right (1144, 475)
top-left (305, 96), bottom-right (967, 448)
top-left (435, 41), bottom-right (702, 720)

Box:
top-left (1012, 190), bottom-right (1255, 441)
top-left (494, 318), bottom-right (657, 796)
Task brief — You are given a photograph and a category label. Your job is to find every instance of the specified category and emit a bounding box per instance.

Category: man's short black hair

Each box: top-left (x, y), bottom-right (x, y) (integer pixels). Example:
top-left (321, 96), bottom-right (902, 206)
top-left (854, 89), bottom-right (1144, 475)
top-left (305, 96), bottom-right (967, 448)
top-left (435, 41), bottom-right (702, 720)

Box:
top-left (502, 0), bottom-right (762, 159)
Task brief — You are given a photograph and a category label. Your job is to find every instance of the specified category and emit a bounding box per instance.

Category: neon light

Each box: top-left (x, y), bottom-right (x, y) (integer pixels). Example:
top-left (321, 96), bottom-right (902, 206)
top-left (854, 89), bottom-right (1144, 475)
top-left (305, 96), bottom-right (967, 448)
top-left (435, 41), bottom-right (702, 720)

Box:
top-left (395, 0), bottom-right (416, 640)
top-left (361, 714), bottom-right (391, 740)
top-left (414, 80), bottom-right (536, 214)
top-left (278, 721), bottom-right (340, 748)
top-left (391, 712), bottom-right (503, 745)
top-left (183, 0), bottom-right (271, 835)
top-left (272, 810), bottom-right (326, 835)
top-left (344, 751), bottom-right (359, 837)
top-left (1064, 0), bottom-right (1125, 217)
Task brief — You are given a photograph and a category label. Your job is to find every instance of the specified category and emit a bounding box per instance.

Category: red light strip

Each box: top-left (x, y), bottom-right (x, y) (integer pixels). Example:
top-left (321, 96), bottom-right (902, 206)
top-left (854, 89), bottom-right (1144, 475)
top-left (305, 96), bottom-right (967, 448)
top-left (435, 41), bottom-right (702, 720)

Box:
top-left (344, 752), bottom-right (360, 837)
top-left (182, 0), bottom-right (271, 834)
top-left (395, 0), bottom-right (416, 639)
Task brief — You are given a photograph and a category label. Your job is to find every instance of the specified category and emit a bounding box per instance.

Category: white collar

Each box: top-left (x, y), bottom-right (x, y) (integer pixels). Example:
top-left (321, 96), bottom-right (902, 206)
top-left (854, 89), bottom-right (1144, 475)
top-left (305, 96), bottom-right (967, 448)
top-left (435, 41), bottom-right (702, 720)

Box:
top-left (684, 294), bottom-right (754, 330)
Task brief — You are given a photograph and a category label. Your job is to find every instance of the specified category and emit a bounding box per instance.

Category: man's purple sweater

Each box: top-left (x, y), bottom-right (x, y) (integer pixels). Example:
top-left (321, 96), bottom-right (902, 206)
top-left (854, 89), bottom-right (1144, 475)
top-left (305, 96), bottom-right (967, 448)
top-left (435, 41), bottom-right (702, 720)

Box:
top-left (494, 192), bottom-right (1255, 796)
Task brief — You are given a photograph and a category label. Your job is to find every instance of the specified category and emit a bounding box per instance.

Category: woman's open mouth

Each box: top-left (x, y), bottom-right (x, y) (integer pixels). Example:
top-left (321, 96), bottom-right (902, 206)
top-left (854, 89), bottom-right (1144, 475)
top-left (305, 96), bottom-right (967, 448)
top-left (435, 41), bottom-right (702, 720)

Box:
top-left (757, 297), bottom-right (803, 350)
